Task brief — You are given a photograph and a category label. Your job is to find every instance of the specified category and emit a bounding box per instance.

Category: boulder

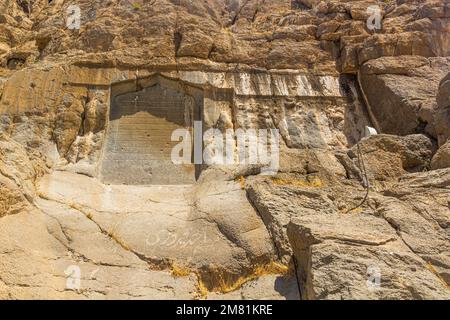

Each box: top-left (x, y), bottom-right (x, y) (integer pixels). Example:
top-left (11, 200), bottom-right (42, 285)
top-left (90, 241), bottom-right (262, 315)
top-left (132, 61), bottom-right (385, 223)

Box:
top-left (348, 134), bottom-right (436, 182)
top-left (431, 140), bottom-right (450, 170)
top-left (359, 56), bottom-right (450, 137)
top-left (287, 213), bottom-right (449, 300)
top-left (36, 169), bottom-right (281, 293)
top-left (382, 169), bottom-right (450, 286)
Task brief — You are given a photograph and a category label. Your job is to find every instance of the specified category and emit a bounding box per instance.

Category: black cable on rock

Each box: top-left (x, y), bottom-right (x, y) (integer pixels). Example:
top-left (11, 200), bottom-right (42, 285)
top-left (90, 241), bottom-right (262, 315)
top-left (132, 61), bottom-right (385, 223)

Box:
top-left (345, 142), bottom-right (370, 214)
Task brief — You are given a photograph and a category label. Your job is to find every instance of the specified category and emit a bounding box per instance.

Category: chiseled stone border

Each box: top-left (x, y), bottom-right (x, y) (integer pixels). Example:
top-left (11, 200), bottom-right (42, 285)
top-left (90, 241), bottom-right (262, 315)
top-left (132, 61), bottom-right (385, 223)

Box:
top-left (66, 65), bottom-right (344, 98)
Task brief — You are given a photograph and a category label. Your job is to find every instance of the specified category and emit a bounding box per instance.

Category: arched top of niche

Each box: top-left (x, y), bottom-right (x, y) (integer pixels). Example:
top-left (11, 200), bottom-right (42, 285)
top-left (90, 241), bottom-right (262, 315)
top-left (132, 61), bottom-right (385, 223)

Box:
top-left (110, 73), bottom-right (234, 104)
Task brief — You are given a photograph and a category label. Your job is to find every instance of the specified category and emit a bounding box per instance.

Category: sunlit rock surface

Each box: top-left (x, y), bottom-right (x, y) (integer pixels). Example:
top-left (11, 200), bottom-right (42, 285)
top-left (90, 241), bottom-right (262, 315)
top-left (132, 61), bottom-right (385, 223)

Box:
top-left (0, 0), bottom-right (449, 300)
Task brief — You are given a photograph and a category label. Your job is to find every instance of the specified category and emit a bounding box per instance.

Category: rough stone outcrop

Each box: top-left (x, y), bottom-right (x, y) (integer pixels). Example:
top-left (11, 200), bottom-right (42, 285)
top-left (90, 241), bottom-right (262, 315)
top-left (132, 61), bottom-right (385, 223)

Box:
top-left (435, 72), bottom-right (450, 145)
top-left (348, 134), bottom-right (436, 182)
top-left (381, 169), bottom-right (450, 287)
top-left (287, 211), bottom-right (449, 300)
top-left (432, 140), bottom-right (450, 170)
top-left (359, 56), bottom-right (450, 137)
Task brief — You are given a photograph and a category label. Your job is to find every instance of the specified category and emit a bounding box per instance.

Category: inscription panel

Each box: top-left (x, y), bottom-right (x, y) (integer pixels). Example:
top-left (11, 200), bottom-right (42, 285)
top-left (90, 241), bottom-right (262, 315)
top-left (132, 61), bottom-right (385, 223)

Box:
top-left (101, 84), bottom-right (195, 185)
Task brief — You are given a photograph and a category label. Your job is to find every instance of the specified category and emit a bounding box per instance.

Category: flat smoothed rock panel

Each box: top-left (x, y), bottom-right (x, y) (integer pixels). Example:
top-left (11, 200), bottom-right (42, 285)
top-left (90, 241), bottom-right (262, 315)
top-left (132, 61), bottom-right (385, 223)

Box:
top-left (101, 83), bottom-right (195, 185)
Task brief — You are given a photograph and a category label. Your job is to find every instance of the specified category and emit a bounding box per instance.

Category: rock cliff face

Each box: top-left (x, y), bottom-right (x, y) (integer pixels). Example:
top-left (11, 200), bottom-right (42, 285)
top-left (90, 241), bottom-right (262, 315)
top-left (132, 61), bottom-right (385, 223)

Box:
top-left (0, 0), bottom-right (449, 299)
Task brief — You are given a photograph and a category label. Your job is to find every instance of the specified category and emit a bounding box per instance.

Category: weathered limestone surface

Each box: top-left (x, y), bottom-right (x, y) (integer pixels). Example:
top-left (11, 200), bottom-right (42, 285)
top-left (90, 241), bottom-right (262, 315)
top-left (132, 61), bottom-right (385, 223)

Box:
top-left (381, 169), bottom-right (450, 286)
top-left (36, 169), bottom-right (283, 293)
top-left (101, 83), bottom-right (197, 185)
top-left (0, 0), bottom-right (449, 300)
top-left (432, 140), bottom-right (450, 170)
top-left (248, 146), bottom-right (449, 299)
top-left (436, 72), bottom-right (450, 145)
top-left (287, 212), bottom-right (449, 300)
top-left (348, 134), bottom-right (436, 182)
top-left (0, 205), bottom-right (199, 299)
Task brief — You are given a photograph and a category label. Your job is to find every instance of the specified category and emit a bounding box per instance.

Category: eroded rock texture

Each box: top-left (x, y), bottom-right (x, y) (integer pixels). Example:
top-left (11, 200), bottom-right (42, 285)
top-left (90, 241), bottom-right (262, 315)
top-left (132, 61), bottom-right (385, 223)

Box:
top-left (0, 0), bottom-right (449, 300)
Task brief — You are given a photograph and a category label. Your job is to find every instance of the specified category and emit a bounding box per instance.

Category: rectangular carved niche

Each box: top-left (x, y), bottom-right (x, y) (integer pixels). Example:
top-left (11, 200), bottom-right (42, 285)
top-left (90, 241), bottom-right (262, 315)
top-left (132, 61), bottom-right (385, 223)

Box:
top-left (100, 82), bottom-right (200, 185)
